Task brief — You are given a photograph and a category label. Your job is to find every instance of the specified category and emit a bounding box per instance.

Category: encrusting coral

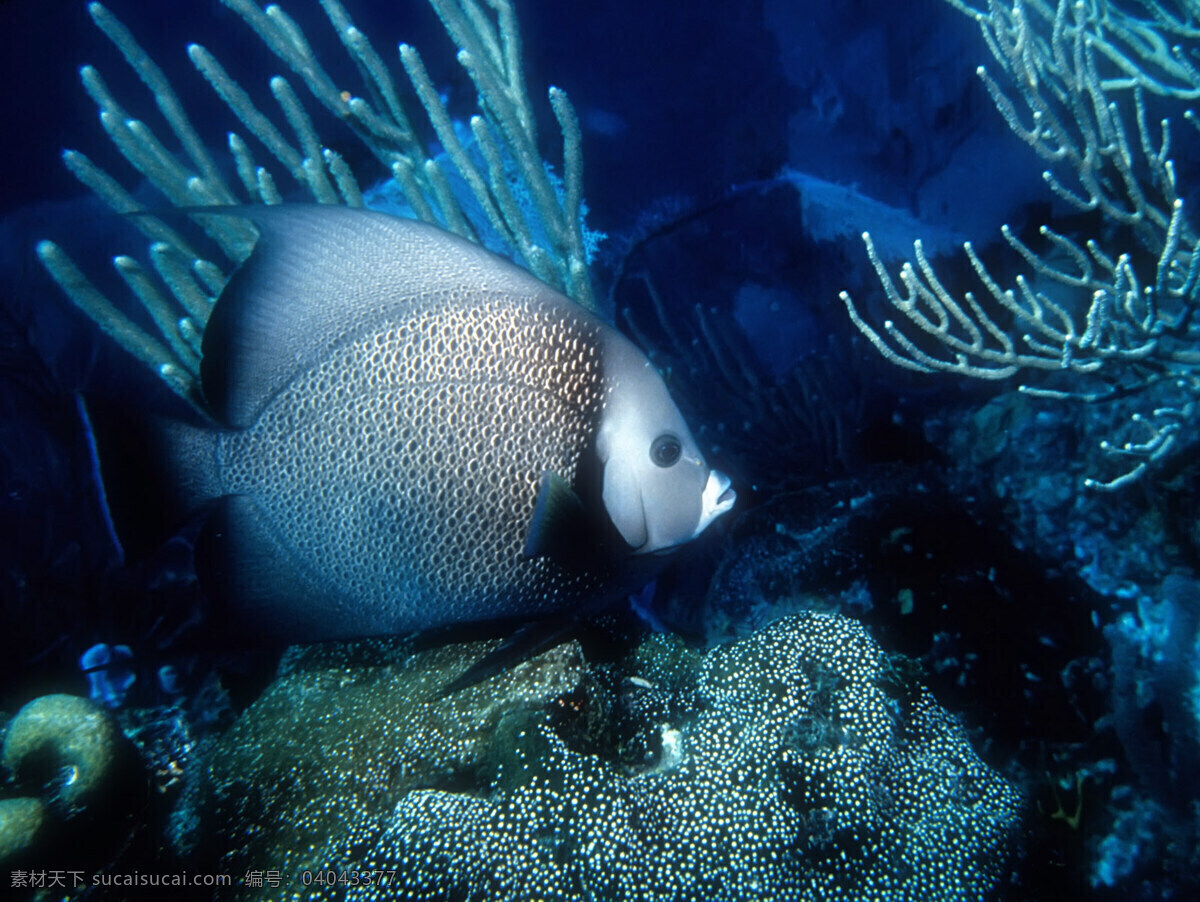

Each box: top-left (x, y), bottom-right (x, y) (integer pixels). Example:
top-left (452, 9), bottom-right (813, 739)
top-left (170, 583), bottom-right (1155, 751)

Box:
top-left (344, 614), bottom-right (1020, 901)
top-left (199, 614), bottom-right (1021, 902)
top-left (0, 694), bottom-right (136, 866)
top-left (197, 637), bottom-right (587, 898)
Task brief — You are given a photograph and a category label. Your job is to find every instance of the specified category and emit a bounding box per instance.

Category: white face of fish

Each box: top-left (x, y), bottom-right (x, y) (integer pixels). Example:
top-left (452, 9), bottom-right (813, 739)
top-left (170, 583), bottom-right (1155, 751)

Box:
top-left (597, 347), bottom-right (736, 555)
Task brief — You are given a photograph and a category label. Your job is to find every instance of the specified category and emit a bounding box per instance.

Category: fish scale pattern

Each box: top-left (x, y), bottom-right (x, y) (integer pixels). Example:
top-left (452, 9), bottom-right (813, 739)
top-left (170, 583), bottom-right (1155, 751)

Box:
top-left (339, 614), bottom-right (1022, 901)
top-left (216, 293), bottom-right (606, 631)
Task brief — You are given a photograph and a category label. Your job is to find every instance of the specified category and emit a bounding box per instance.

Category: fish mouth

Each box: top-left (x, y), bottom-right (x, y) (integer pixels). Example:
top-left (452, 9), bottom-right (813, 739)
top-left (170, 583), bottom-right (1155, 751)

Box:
top-left (694, 469), bottom-right (736, 537)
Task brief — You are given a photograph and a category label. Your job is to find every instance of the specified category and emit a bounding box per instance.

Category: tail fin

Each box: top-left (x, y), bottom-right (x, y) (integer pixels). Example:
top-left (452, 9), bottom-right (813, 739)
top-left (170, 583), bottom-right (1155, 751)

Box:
top-left (79, 393), bottom-right (222, 562)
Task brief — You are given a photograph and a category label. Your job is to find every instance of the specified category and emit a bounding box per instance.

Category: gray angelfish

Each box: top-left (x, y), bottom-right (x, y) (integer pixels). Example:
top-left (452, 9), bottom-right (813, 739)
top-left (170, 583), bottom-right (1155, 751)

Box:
top-left (131, 205), bottom-right (735, 642)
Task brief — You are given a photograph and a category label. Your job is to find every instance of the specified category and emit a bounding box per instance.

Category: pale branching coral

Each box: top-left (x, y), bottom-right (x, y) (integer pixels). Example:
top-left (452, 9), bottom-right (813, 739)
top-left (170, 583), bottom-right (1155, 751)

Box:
top-left (841, 0), bottom-right (1200, 489)
top-left (38, 0), bottom-right (595, 409)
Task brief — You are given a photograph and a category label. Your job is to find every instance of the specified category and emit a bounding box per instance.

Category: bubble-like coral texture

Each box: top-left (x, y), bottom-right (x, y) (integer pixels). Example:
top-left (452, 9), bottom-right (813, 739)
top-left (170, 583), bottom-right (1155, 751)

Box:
top-left (199, 637), bottom-right (587, 896)
top-left (343, 613), bottom-right (1022, 901)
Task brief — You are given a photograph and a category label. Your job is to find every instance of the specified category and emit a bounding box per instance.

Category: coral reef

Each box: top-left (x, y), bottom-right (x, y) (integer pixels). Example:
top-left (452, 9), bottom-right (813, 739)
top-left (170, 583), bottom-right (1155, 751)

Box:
top-left (913, 378), bottom-right (1200, 893)
top-left (196, 636), bottom-right (586, 900)
top-left (841, 0), bottom-right (1200, 490)
top-left (328, 614), bottom-right (1020, 901)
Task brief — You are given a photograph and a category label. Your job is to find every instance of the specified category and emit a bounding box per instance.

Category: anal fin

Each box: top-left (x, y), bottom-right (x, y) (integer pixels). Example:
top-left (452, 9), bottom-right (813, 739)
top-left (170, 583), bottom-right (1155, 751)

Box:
top-left (197, 494), bottom-right (352, 644)
top-left (439, 617), bottom-right (576, 697)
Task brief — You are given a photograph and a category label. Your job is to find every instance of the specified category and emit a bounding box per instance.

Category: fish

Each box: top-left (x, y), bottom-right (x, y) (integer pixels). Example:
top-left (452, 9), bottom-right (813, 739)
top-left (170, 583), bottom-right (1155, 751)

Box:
top-left (106, 205), bottom-right (735, 644)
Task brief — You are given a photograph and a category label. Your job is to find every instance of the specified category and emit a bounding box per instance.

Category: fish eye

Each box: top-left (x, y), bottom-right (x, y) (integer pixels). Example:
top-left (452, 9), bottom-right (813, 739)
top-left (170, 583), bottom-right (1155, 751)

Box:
top-left (650, 434), bottom-right (682, 468)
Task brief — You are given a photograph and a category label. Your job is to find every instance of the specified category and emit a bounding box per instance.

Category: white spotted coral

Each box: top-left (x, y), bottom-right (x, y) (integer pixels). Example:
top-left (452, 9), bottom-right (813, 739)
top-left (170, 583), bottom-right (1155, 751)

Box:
top-left (343, 613), bottom-right (1022, 901)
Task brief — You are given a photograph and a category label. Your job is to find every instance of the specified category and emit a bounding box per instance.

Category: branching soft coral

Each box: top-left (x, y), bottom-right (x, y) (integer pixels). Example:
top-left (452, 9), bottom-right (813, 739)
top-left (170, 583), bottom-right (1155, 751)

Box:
top-left (842, 0), bottom-right (1200, 489)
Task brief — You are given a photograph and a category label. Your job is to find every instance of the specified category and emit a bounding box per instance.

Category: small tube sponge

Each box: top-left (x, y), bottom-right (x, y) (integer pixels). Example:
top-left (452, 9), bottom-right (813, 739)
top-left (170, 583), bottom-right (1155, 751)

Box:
top-left (80, 643), bottom-right (137, 708)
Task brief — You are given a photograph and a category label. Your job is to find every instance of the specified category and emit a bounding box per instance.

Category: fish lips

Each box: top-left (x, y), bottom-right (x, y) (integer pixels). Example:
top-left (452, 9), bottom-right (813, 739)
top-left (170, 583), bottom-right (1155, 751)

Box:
top-left (696, 468), bottom-right (737, 536)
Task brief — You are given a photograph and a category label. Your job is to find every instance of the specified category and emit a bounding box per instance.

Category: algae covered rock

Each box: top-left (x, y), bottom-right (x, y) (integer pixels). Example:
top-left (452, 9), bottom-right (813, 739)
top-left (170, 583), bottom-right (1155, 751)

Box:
top-left (2, 694), bottom-right (124, 817)
top-left (341, 613), bottom-right (1022, 901)
top-left (0, 797), bottom-right (46, 864)
top-left (198, 636), bottom-right (586, 898)
top-left (192, 615), bottom-right (1022, 901)
top-left (0, 693), bottom-right (141, 871)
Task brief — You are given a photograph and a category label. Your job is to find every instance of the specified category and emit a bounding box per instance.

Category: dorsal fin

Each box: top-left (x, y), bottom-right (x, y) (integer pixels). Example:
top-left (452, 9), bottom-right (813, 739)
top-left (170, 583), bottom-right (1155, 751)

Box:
top-left (196, 205), bottom-right (557, 428)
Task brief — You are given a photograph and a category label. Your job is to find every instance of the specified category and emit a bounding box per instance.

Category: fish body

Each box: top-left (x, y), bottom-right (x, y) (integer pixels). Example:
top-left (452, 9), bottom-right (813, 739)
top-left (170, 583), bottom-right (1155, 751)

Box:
top-left (144, 206), bottom-right (734, 641)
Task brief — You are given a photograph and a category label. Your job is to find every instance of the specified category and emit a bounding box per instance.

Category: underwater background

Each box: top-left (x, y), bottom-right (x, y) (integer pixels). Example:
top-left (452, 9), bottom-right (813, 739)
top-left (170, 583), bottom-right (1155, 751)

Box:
top-left (1, 0), bottom-right (1198, 898)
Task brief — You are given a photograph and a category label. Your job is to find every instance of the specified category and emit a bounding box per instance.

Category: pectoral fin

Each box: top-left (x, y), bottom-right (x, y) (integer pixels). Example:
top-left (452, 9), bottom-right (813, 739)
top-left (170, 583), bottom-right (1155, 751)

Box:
top-left (523, 471), bottom-right (587, 560)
